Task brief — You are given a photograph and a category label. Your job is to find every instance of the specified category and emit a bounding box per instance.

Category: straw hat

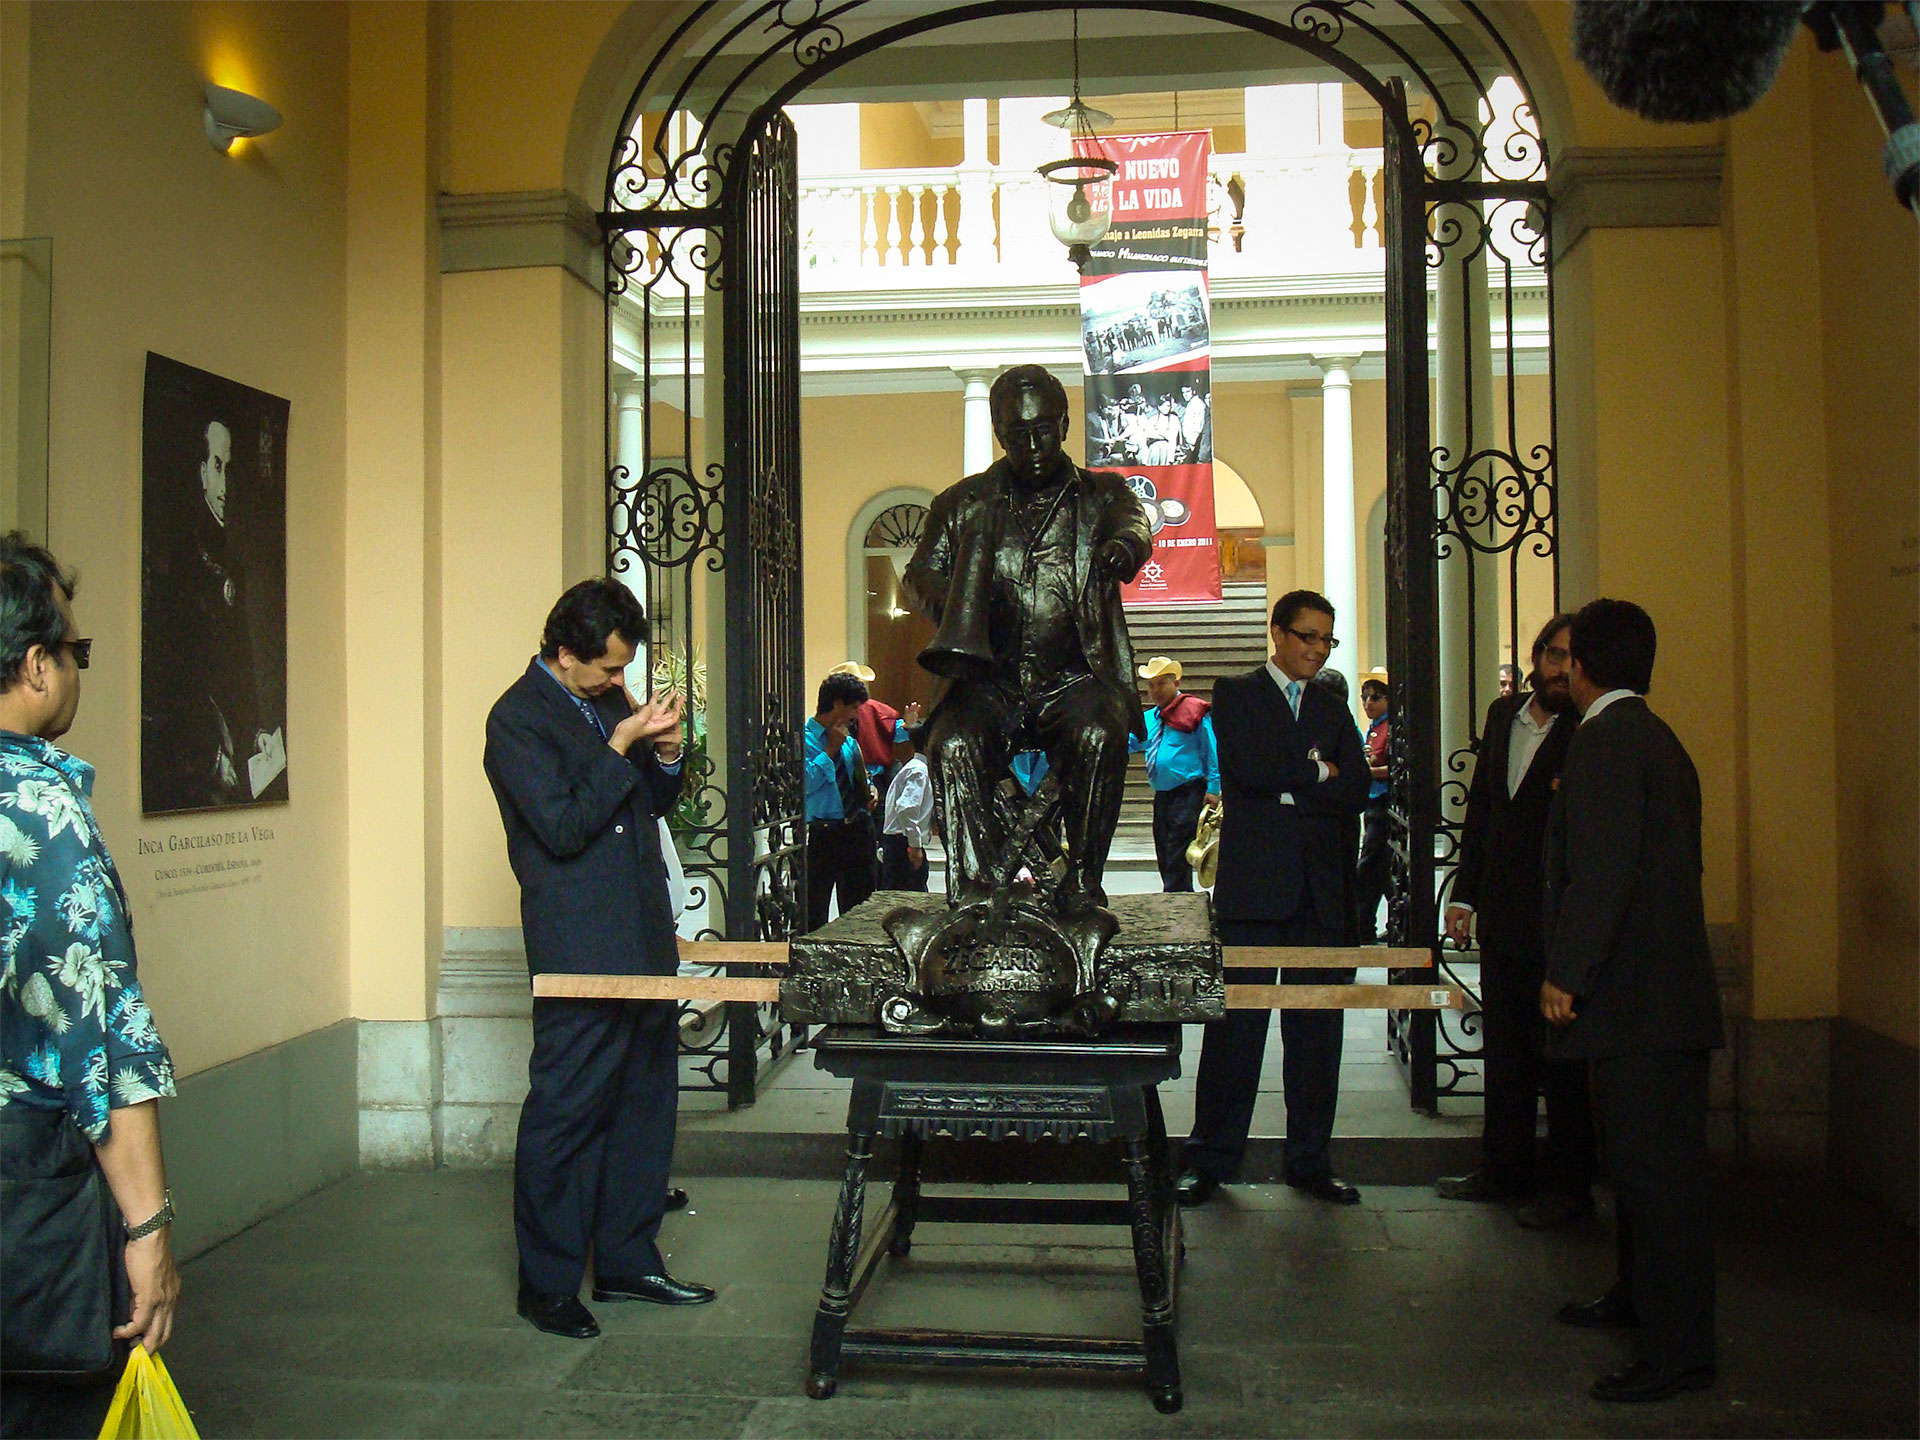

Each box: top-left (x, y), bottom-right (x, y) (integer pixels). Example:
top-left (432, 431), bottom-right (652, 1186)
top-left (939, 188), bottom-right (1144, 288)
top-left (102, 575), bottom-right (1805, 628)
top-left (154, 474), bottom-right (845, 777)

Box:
top-left (1136, 656), bottom-right (1183, 682)
top-left (828, 660), bottom-right (876, 683)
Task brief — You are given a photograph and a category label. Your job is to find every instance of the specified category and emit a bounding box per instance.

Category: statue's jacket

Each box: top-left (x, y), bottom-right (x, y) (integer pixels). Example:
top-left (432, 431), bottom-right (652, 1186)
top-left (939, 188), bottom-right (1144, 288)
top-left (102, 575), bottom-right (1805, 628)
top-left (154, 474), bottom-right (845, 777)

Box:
top-left (903, 457), bottom-right (1152, 741)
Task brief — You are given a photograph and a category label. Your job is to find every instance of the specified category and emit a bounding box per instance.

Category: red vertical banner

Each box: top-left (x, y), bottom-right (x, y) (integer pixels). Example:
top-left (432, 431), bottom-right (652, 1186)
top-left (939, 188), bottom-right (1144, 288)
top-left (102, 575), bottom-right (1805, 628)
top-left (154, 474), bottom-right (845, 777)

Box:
top-left (1077, 131), bottom-right (1220, 605)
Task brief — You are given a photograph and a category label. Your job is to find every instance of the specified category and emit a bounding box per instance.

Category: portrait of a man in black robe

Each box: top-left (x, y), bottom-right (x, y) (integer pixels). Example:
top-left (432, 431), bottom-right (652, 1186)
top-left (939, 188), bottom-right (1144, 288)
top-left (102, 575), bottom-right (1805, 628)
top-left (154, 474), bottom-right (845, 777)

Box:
top-left (140, 353), bottom-right (289, 815)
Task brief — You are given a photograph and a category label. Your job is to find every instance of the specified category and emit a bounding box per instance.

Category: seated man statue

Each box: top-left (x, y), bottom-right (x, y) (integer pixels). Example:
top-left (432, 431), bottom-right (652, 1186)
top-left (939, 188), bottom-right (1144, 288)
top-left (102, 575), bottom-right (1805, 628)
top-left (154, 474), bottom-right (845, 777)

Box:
top-left (903, 364), bottom-right (1152, 915)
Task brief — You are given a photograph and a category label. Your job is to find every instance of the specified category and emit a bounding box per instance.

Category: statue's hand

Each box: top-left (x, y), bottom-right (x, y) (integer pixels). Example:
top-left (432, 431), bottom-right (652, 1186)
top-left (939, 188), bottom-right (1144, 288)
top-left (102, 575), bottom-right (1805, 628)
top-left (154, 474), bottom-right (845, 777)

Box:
top-left (1096, 537), bottom-right (1139, 579)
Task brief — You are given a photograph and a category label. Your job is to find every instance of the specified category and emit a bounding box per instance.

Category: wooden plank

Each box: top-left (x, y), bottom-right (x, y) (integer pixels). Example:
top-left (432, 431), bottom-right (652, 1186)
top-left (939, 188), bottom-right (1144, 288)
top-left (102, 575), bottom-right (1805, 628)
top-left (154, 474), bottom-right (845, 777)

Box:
top-left (674, 940), bottom-right (791, 969)
top-left (1221, 946), bottom-right (1432, 969)
top-left (1225, 983), bottom-right (1463, 1011)
top-left (532, 974), bottom-right (782, 1002)
top-left (533, 973), bottom-right (1462, 1012)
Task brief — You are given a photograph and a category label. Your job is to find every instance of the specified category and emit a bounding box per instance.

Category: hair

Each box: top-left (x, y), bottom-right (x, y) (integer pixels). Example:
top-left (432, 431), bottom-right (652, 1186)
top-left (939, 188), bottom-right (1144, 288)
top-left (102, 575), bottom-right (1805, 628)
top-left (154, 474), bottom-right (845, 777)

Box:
top-left (0, 532), bottom-right (76, 693)
top-left (1271, 589), bottom-right (1336, 632)
top-left (539, 578), bottom-right (646, 662)
top-left (1309, 667), bottom-right (1349, 702)
top-left (817, 672), bottom-right (868, 713)
top-left (1568, 598), bottom-right (1657, 694)
top-left (1361, 677), bottom-right (1389, 703)
top-left (1529, 612), bottom-right (1576, 667)
top-left (988, 364), bottom-right (1068, 428)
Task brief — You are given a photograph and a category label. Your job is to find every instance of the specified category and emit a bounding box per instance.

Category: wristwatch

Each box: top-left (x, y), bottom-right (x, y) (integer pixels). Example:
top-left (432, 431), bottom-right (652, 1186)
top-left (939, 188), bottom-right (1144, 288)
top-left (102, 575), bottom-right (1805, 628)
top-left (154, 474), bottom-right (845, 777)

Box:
top-left (125, 1190), bottom-right (174, 1241)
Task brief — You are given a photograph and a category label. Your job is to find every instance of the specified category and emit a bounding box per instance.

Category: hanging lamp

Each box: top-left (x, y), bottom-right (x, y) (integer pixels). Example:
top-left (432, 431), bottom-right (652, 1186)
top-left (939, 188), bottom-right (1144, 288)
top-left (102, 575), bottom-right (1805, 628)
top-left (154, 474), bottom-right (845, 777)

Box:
top-left (1037, 10), bottom-right (1117, 271)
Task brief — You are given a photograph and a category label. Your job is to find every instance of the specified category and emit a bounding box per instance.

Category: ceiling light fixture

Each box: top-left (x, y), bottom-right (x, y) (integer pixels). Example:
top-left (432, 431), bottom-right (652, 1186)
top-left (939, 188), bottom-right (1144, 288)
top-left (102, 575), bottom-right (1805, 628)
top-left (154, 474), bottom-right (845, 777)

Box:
top-left (1037, 10), bottom-right (1117, 271)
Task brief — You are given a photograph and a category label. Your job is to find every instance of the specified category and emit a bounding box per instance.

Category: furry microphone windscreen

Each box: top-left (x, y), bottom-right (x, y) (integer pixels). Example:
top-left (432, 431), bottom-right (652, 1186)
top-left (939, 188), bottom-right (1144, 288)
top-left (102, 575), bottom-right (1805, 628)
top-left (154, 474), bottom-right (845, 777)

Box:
top-left (1570, 0), bottom-right (1811, 123)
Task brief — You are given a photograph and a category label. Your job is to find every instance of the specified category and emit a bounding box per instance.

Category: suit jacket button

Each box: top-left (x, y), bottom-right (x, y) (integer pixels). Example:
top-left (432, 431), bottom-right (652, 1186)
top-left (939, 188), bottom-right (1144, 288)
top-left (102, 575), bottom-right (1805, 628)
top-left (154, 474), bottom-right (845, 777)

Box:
top-left (615, 824), bottom-right (626, 834)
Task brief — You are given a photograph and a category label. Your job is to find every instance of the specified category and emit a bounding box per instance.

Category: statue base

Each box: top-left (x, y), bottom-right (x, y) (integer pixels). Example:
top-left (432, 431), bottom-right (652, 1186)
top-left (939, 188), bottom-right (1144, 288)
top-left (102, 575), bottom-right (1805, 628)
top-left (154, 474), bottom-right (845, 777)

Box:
top-left (781, 890), bottom-right (1225, 1037)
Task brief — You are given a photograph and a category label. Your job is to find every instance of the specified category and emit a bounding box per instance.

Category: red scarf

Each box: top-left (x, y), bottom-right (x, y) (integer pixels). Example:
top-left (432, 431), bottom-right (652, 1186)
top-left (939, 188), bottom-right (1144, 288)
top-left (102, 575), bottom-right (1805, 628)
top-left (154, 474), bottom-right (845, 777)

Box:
top-left (1159, 693), bottom-right (1211, 733)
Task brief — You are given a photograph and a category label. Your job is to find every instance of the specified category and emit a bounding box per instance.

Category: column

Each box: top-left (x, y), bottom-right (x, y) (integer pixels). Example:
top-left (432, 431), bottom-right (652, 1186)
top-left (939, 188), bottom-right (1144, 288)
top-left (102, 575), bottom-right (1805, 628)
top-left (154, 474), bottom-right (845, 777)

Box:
top-left (1316, 354), bottom-right (1360, 714)
top-left (957, 97), bottom-right (996, 267)
top-left (613, 380), bottom-right (648, 606)
top-left (1432, 81), bottom-right (1499, 774)
top-left (957, 368), bottom-right (994, 474)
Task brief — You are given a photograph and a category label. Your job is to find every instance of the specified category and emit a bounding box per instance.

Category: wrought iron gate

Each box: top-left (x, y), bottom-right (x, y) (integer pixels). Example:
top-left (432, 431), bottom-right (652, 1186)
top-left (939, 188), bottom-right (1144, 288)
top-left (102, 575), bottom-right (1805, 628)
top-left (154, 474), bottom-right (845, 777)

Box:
top-left (603, 1), bottom-right (1557, 1111)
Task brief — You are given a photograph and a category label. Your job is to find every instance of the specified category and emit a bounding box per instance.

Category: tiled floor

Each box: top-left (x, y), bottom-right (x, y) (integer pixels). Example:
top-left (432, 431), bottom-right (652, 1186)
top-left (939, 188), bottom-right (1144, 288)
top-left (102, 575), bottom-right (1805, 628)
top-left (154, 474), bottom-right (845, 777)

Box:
top-left (163, 1169), bottom-right (1916, 1438)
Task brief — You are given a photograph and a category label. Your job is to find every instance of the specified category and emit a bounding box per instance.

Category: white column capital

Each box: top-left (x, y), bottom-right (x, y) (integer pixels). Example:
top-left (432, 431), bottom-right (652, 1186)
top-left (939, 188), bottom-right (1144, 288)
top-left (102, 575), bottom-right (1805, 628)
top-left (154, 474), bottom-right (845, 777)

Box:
top-left (614, 380), bottom-right (646, 410)
top-left (1312, 354), bottom-right (1362, 384)
top-left (953, 366), bottom-right (993, 391)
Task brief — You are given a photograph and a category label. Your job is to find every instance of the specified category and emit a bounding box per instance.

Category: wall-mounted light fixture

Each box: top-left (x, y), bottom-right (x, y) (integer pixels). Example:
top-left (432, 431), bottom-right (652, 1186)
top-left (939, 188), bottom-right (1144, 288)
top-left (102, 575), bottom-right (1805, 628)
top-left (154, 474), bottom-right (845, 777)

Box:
top-left (203, 83), bottom-right (282, 153)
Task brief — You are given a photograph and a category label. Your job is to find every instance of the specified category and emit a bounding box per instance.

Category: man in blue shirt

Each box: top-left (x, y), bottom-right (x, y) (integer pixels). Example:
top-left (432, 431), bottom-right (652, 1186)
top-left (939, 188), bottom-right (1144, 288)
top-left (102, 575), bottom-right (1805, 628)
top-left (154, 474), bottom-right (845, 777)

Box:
top-left (1353, 670), bottom-right (1392, 942)
top-left (1131, 656), bottom-right (1221, 892)
top-left (805, 671), bottom-right (878, 930)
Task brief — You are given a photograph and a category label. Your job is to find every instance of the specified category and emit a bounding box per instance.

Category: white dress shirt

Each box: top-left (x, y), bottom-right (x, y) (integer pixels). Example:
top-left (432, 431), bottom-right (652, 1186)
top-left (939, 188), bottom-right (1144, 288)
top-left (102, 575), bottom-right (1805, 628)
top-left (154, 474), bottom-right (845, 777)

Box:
top-left (1506, 699), bottom-right (1558, 799)
top-left (883, 754), bottom-right (935, 847)
top-left (1262, 660), bottom-right (1332, 803)
top-left (1581, 688), bottom-right (1639, 723)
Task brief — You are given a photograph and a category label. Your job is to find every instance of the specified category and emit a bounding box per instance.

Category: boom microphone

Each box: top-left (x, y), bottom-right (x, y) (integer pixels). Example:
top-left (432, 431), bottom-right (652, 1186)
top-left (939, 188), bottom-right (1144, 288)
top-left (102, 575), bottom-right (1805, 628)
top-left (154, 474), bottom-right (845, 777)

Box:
top-left (1570, 1), bottom-right (1812, 123)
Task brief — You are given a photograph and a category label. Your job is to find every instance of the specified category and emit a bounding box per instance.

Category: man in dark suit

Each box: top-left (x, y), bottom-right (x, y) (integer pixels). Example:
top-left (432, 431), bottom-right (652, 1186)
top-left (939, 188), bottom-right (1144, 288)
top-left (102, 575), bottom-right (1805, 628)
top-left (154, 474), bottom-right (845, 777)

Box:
top-left (484, 578), bottom-right (713, 1340)
top-left (1436, 614), bottom-right (1597, 1229)
top-left (1178, 591), bottom-right (1371, 1207)
top-left (1542, 598), bottom-right (1724, 1403)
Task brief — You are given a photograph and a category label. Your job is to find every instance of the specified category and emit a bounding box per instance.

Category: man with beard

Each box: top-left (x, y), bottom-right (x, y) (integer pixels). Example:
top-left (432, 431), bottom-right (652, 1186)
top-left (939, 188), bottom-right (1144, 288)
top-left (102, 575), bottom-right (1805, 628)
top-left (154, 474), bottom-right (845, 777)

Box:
top-left (1436, 613), bottom-right (1596, 1229)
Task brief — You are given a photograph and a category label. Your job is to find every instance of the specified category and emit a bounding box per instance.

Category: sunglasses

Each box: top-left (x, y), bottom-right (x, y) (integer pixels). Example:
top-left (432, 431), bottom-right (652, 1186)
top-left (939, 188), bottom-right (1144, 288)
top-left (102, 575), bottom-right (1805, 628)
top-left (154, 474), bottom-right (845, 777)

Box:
top-left (58, 637), bottom-right (92, 670)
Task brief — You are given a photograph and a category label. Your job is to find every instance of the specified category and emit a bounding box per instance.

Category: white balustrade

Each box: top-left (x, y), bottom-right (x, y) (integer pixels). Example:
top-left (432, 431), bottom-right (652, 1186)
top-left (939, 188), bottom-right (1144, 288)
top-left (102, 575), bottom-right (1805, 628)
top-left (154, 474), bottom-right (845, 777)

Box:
top-left (796, 148), bottom-right (1392, 283)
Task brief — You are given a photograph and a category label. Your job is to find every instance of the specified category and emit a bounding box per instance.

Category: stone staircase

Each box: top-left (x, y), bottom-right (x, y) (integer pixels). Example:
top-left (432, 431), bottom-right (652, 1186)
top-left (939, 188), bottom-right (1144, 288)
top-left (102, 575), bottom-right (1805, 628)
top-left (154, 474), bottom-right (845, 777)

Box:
top-left (1115, 581), bottom-right (1271, 856)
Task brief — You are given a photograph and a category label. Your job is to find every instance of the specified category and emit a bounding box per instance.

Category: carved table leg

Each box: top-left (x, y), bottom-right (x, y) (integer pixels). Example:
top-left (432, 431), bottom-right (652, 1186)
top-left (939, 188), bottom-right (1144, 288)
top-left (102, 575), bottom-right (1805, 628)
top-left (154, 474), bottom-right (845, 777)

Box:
top-left (808, 1129), bottom-right (875, 1399)
top-left (1122, 1131), bottom-right (1183, 1414)
top-left (1144, 1084), bottom-right (1185, 1270)
top-left (889, 1130), bottom-right (924, 1257)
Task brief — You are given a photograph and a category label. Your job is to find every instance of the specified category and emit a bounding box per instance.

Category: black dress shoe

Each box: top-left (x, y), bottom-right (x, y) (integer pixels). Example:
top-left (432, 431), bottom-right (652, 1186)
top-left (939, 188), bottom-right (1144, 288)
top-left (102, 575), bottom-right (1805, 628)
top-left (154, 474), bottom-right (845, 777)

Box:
top-left (1174, 1168), bottom-right (1219, 1208)
top-left (1591, 1359), bottom-right (1715, 1402)
top-left (1556, 1291), bottom-right (1639, 1329)
top-left (665, 1187), bottom-right (690, 1213)
top-left (1288, 1175), bottom-right (1362, 1205)
top-left (1515, 1191), bottom-right (1594, 1230)
top-left (591, 1272), bottom-right (716, 1306)
top-left (517, 1287), bottom-right (599, 1339)
top-left (1435, 1169), bottom-right (1523, 1202)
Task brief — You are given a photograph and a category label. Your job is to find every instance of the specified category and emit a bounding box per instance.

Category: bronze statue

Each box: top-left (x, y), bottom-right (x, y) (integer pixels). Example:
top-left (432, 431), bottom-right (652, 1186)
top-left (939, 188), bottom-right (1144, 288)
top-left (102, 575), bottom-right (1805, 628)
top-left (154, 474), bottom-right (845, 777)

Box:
top-left (780, 367), bottom-right (1225, 1038)
top-left (903, 364), bottom-right (1153, 914)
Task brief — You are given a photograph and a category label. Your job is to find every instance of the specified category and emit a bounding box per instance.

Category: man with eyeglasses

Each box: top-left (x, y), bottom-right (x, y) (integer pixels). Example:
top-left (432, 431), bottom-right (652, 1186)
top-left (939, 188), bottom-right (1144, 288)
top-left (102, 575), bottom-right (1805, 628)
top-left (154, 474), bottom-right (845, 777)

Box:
top-left (1436, 614), bottom-right (1597, 1230)
top-left (0, 534), bottom-right (181, 1438)
top-left (1178, 590), bottom-right (1370, 1208)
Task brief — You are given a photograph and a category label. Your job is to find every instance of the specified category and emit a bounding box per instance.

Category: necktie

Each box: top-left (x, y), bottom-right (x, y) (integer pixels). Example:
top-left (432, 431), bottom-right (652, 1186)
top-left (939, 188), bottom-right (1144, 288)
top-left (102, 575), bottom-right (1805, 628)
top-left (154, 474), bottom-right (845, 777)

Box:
top-left (1286, 680), bottom-right (1302, 717)
top-left (572, 693), bottom-right (606, 738)
top-left (833, 742), bottom-right (864, 820)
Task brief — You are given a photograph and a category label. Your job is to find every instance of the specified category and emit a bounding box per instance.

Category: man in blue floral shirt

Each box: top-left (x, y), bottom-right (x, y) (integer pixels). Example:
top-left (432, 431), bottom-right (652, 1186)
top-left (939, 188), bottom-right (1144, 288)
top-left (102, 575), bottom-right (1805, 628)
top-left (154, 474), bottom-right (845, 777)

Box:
top-left (0, 534), bottom-right (180, 1436)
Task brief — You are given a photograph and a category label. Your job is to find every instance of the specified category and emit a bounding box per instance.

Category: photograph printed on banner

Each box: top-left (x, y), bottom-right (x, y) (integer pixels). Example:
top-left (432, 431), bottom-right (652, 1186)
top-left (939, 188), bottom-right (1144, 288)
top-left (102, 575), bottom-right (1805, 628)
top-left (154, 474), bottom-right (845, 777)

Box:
top-left (141, 353), bottom-right (290, 816)
top-left (1079, 270), bottom-right (1210, 376)
top-left (1085, 371), bottom-right (1212, 469)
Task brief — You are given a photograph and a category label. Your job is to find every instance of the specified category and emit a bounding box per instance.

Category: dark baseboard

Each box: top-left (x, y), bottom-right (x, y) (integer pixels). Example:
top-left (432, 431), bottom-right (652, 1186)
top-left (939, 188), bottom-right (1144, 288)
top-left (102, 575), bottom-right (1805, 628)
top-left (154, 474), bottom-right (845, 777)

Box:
top-left (164, 1020), bottom-right (360, 1259)
top-left (1830, 1018), bottom-right (1918, 1226)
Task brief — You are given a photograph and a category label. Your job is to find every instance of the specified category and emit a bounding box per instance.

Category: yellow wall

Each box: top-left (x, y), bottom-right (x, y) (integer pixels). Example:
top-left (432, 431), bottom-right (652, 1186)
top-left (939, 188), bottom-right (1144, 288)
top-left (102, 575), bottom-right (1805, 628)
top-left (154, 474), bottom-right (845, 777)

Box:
top-left (21, 0), bottom-right (353, 1075)
top-left (800, 391), bottom-right (962, 689)
top-left (860, 104), bottom-right (961, 171)
top-left (1809, 54), bottom-right (1919, 1047)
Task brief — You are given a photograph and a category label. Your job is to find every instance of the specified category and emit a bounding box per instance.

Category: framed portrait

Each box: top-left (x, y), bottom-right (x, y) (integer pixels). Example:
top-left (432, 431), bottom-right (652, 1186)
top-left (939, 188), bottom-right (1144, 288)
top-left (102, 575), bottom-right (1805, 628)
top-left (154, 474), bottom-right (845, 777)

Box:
top-left (140, 353), bottom-right (289, 815)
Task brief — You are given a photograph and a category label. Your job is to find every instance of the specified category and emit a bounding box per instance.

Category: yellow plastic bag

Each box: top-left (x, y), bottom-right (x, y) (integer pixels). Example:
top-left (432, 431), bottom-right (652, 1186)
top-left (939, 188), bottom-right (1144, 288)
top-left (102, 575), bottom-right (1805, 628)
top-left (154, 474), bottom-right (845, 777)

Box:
top-left (98, 1346), bottom-right (200, 1440)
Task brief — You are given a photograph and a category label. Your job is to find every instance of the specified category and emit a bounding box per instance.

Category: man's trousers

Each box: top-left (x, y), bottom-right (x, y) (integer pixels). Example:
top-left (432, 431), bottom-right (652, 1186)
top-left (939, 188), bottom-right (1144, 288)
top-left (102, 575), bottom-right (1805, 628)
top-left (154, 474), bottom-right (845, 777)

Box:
top-left (514, 996), bottom-right (678, 1295)
top-left (1479, 947), bottom-right (1597, 1197)
top-left (1151, 778), bottom-right (1208, 893)
top-left (806, 813), bottom-right (876, 931)
top-left (1353, 801), bottom-right (1391, 941)
top-left (1590, 1049), bottom-right (1715, 1372)
top-left (879, 831), bottom-right (930, 892)
top-left (1184, 916), bottom-right (1351, 1185)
